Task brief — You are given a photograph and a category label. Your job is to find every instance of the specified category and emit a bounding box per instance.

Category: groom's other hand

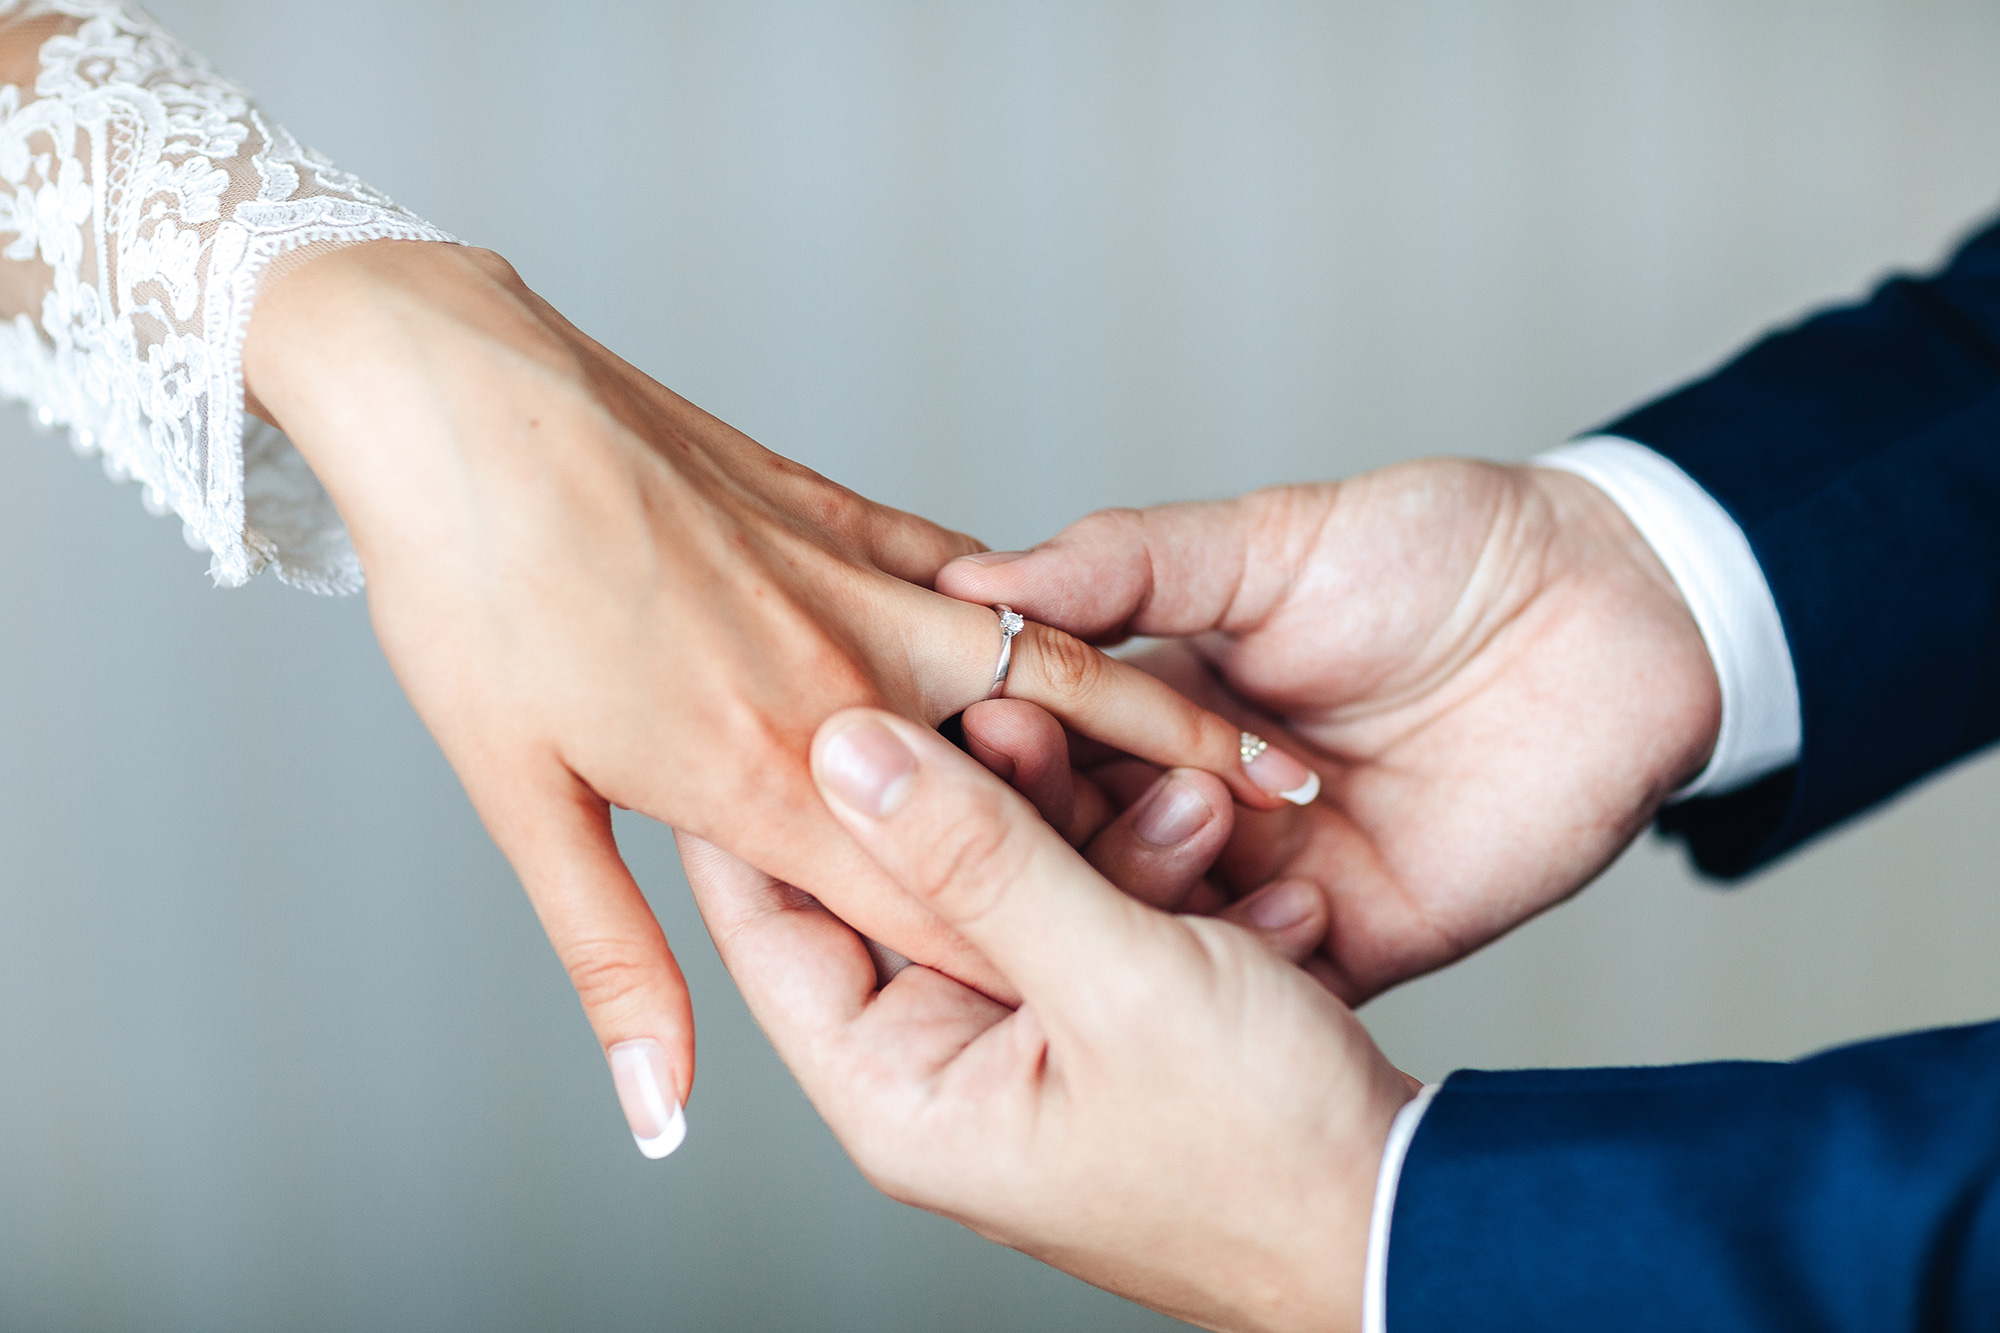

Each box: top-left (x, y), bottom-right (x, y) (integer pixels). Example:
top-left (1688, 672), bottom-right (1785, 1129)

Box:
top-left (683, 710), bottom-right (1414, 1333)
top-left (938, 460), bottom-right (1721, 1002)
top-left (958, 697), bottom-right (1336, 971)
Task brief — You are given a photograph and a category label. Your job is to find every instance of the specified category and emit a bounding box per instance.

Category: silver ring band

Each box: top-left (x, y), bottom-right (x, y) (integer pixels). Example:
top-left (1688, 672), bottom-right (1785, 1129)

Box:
top-left (986, 605), bottom-right (1026, 700)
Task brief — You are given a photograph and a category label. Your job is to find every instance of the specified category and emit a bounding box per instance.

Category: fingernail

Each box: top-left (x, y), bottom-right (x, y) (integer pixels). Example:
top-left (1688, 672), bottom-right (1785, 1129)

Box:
top-left (608, 1039), bottom-right (687, 1160)
top-left (820, 721), bottom-right (918, 817)
top-left (954, 550), bottom-right (1028, 567)
top-left (1132, 773), bottom-right (1215, 846)
top-left (1240, 732), bottom-right (1321, 805)
top-left (1245, 878), bottom-right (1320, 931)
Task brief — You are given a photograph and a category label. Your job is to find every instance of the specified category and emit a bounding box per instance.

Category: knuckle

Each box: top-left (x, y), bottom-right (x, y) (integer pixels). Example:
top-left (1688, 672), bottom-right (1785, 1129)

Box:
top-left (1173, 705), bottom-right (1233, 760)
top-left (799, 479), bottom-right (868, 541)
top-left (1087, 965), bottom-right (1160, 1030)
top-left (908, 786), bottom-right (1034, 925)
top-left (560, 936), bottom-right (660, 1017)
top-left (1028, 626), bottom-right (1106, 702)
top-left (1075, 506), bottom-right (1146, 543)
top-left (938, 526), bottom-right (986, 561)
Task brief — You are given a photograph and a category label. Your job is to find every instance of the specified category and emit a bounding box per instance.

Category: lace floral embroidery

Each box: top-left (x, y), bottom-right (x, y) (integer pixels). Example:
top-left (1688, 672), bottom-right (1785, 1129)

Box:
top-left (0, 1), bottom-right (457, 591)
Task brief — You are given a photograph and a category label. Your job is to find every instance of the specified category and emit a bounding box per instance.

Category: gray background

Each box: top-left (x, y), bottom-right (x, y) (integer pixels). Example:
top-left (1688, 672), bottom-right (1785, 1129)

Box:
top-left (1, 2), bottom-right (1997, 1329)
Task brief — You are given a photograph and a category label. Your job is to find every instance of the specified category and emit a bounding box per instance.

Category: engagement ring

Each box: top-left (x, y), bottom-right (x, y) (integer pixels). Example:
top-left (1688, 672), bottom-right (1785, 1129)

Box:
top-left (987, 605), bottom-right (1027, 700)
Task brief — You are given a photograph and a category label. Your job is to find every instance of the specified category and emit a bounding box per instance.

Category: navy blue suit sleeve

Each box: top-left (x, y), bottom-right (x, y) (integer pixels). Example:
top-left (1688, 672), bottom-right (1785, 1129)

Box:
top-left (1387, 1021), bottom-right (2000, 1332)
top-left (1604, 215), bottom-right (2000, 876)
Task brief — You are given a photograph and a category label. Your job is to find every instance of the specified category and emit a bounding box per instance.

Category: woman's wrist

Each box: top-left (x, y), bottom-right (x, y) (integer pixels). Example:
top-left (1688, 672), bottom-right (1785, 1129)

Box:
top-left (241, 241), bottom-right (596, 556)
top-left (244, 241), bottom-right (525, 419)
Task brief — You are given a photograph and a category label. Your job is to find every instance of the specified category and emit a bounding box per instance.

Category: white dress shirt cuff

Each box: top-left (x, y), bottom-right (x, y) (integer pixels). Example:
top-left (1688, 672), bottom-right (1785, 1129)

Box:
top-left (1361, 1083), bottom-right (1440, 1333)
top-left (1534, 436), bottom-right (1802, 798)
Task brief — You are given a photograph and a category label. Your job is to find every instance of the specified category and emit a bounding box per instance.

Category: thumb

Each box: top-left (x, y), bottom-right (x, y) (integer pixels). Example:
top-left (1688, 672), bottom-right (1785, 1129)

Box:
top-left (933, 493), bottom-right (1285, 641)
top-left (811, 708), bottom-right (1147, 1009)
top-left (482, 772), bottom-right (695, 1160)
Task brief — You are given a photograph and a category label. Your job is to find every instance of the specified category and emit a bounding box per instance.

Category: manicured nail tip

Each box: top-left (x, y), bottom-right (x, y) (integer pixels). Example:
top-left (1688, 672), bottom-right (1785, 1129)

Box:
top-left (609, 1038), bottom-right (685, 1159)
top-left (634, 1102), bottom-right (688, 1160)
top-left (958, 549), bottom-right (1028, 567)
top-left (1241, 731), bottom-right (1319, 804)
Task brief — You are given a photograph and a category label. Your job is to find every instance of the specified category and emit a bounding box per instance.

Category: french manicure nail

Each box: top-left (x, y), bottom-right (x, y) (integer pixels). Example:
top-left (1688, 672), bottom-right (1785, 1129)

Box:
top-left (955, 549), bottom-right (1029, 567)
top-left (609, 1039), bottom-right (687, 1160)
top-left (820, 721), bottom-right (917, 817)
top-left (1132, 773), bottom-right (1215, 846)
top-left (1240, 732), bottom-right (1321, 805)
top-left (1245, 878), bottom-right (1319, 931)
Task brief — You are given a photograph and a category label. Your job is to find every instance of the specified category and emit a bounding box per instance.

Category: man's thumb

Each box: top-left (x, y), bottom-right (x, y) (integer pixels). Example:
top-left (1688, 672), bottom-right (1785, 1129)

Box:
top-left (933, 498), bottom-right (1262, 641)
top-left (810, 708), bottom-right (1142, 1007)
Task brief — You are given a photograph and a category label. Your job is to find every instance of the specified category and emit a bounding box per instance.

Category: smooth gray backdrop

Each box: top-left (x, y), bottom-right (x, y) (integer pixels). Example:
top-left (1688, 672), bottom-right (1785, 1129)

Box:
top-left (2, 3), bottom-right (1997, 1330)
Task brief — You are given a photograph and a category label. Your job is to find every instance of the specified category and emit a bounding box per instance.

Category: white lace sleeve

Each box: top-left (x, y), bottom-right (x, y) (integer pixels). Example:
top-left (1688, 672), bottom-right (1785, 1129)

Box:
top-left (0, 1), bottom-right (456, 592)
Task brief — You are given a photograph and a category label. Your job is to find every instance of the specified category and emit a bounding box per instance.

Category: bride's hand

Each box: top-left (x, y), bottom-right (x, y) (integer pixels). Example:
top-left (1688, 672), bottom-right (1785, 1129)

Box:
top-left (238, 240), bottom-right (1296, 1152)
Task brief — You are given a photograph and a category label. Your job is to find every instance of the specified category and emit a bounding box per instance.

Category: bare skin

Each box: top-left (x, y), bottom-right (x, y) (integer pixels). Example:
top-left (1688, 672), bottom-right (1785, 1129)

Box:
top-left (238, 239), bottom-right (1284, 1128)
top-left (684, 708), bottom-right (1417, 1333)
top-left (670, 463), bottom-right (1717, 1328)
top-left (941, 460), bottom-right (1722, 1002)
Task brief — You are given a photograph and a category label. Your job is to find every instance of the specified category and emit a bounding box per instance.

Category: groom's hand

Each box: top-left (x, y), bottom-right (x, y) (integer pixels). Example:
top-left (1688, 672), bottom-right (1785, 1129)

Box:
top-left (683, 709), bottom-right (1414, 1333)
top-left (938, 459), bottom-right (1721, 1002)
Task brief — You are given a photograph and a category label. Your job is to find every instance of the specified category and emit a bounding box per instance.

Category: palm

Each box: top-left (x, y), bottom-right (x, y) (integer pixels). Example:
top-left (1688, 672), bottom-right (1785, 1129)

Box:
top-left (945, 459), bottom-right (1719, 1003)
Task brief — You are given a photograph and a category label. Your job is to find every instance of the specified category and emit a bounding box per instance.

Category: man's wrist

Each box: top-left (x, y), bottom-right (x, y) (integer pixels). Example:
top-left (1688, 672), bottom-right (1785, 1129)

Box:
top-left (1527, 463), bottom-right (1724, 794)
top-left (1535, 438), bottom-right (1802, 798)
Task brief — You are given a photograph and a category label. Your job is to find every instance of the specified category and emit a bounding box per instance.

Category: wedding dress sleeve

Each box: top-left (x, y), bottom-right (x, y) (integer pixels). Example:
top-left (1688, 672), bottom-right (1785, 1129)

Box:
top-left (0, 2), bottom-right (456, 592)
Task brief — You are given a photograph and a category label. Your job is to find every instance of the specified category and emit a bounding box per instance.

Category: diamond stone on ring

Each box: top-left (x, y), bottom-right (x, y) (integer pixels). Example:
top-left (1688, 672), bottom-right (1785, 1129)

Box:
top-left (986, 605), bottom-right (1027, 700)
